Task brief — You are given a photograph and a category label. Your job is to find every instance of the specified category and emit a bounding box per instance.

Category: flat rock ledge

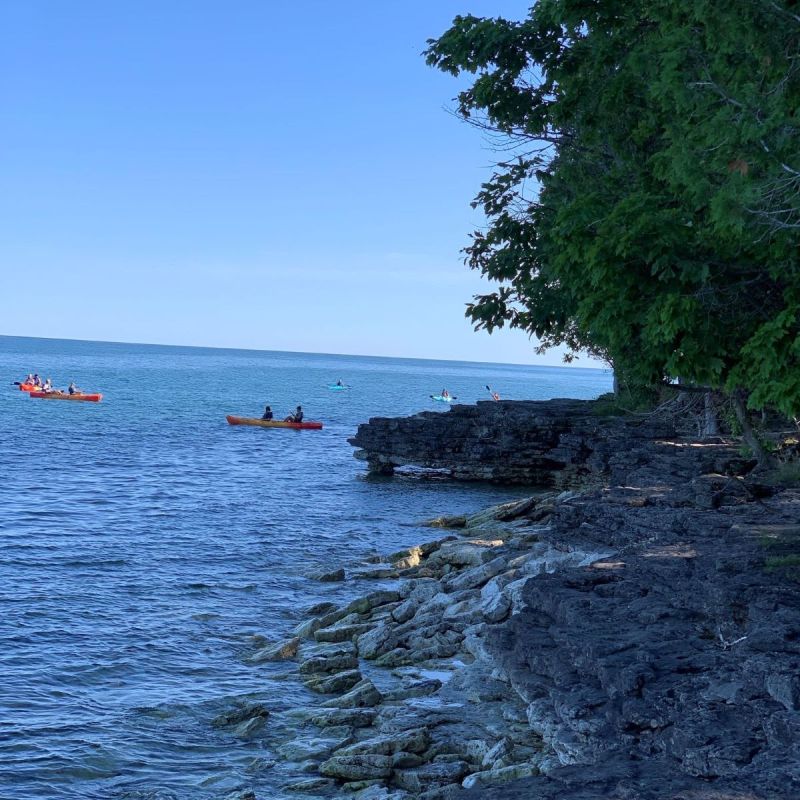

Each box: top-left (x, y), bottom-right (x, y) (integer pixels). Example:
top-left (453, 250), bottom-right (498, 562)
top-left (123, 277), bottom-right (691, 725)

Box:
top-left (213, 425), bottom-right (800, 799)
top-left (348, 397), bottom-right (749, 486)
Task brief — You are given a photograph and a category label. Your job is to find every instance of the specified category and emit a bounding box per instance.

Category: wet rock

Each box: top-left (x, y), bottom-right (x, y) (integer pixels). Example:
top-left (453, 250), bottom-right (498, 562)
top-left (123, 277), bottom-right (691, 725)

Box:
top-left (282, 776), bottom-right (337, 793)
top-left (299, 651), bottom-right (359, 675)
top-left (212, 702), bottom-right (269, 729)
top-left (461, 762), bottom-right (539, 788)
top-left (423, 515), bottom-right (467, 529)
top-left (321, 678), bottom-right (383, 709)
top-left (336, 728), bottom-right (431, 757)
top-left (392, 761), bottom-right (471, 792)
top-left (248, 636), bottom-right (301, 663)
top-left (346, 590), bottom-right (402, 616)
top-left (319, 754), bottom-right (392, 781)
top-left (277, 734), bottom-right (352, 762)
top-left (310, 708), bottom-right (378, 729)
top-left (306, 600), bottom-right (339, 616)
top-left (315, 621), bottom-right (374, 643)
top-left (312, 567), bottom-right (346, 582)
top-left (428, 540), bottom-right (505, 568)
top-left (294, 617), bottom-right (323, 640)
top-left (222, 791), bottom-right (256, 800)
top-left (443, 556), bottom-right (509, 592)
top-left (304, 668), bottom-right (363, 694)
top-left (383, 679), bottom-right (442, 701)
top-left (481, 737), bottom-right (514, 769)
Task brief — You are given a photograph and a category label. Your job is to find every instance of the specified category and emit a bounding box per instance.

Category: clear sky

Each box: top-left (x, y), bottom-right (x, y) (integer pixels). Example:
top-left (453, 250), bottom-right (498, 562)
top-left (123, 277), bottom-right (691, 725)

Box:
top-left (1, 1), bottom-right (586, 366)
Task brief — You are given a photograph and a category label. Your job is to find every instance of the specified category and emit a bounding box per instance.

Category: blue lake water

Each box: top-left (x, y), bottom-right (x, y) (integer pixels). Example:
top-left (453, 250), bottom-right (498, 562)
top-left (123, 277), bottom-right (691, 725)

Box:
top-left (0, 335), bottom-right (612, 799)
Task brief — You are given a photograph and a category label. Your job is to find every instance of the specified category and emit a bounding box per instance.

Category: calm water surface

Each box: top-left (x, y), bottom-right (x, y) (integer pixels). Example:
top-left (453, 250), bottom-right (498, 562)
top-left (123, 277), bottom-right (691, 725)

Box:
top-left (0, 336), bottom-right (611, 799)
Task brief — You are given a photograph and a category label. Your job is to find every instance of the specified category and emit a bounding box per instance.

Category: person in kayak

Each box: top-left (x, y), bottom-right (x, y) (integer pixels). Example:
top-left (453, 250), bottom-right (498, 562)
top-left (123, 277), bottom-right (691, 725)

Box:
top-left (25, 373), bottom-right (34, 384)
top-left (262, 405), bottom-right (273, 420)
top-left (336, 379), bottom-right (343, 387)
top-left (285, 405), bottom-right (304, 423)
top-left (33, 373), bottom-right (42, 387)
top-left (441, 388), bottom-right (450, 398)
top-left (67, 382), bottom-right (81, 395)
top-left (42, 377), bottom-right (53, 393)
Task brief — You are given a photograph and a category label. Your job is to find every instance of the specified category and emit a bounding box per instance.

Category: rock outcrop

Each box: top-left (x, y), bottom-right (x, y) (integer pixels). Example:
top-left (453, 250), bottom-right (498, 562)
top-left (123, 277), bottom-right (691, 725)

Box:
top-left (216, 403), bottom-right (799, 799)
top-left (349, 399), bottom-right (747, 486)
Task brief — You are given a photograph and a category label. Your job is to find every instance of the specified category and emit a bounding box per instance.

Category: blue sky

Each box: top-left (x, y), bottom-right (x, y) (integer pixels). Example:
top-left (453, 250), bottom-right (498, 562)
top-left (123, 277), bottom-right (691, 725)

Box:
top-left (0, 1), bottom-right (587, 366)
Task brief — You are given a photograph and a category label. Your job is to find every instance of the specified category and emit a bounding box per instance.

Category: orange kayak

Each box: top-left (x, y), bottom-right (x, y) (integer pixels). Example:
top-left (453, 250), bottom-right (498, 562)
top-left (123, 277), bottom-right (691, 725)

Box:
top-left (226, 415), bottom-right (322, 430)
top-left (30, 391), bottom-right (102, 402)
top-left (19, 383), bottom-right (38, 392)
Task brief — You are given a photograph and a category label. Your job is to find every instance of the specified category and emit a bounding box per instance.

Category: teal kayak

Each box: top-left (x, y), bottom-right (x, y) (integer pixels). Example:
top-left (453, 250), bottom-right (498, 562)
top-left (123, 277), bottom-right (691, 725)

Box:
top-left (328, 384), bottom-right (349, 391)
top-left (430, 394), bottom-right (456, 403)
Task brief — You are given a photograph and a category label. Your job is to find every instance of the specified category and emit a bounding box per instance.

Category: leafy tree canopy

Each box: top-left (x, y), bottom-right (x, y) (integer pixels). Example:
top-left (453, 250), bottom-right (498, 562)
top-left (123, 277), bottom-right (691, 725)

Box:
top-left (425, 0), bottom-right (800, 415)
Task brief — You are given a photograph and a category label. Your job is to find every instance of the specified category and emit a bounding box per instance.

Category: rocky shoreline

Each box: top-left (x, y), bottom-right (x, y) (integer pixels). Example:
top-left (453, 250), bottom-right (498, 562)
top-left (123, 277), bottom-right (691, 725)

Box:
top-left (220, 400), bottom-right (800, 799)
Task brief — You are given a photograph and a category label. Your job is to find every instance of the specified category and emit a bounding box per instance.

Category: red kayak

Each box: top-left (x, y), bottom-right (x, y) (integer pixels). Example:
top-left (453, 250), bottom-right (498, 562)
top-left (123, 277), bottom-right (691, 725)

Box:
top-left (19, 383), bottom-right (38, 392)
top-left (226, 415), bottom-right (322, 430)
top-left (30, 391), bottom-right (102, 402)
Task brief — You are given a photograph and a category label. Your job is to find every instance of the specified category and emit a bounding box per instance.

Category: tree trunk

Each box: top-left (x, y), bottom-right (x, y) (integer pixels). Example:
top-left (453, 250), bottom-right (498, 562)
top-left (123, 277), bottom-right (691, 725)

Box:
top-left (731, 393), bottom-right (774, 469)
top-left (702, 392), bottom-right (720, 438)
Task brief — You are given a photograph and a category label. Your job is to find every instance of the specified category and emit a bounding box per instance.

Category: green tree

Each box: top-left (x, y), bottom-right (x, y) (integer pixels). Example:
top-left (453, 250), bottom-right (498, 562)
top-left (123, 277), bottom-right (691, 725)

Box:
top-left (425, 0), bottom-right (800, 431)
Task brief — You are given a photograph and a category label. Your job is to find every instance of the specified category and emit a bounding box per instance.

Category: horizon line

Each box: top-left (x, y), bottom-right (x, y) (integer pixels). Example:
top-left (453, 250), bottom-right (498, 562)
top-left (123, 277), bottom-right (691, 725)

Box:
top-left (0, 333), bottom-right (610, 372)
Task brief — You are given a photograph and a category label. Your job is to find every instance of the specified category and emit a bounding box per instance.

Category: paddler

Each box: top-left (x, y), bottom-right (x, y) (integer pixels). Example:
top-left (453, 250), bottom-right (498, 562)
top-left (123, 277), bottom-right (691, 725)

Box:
top-left (284, 405), bottom-right (304, 423)
top-left (67, 382), bottom-right (81, 395)
top-left (42, 377), bottom-right (53, 393)
top-left (261, 405), bottom-right (273, 420)
top-left (441, 388), bottom-right (450, 399)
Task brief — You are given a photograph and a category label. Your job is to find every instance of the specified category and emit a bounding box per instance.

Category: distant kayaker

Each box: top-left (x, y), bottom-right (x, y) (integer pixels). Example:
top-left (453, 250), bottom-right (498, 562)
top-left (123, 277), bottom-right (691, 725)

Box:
top-left (285, 405), bottom-right (304, 423)
top-left (33, 373), bottom-right (42, 387)
top-left (336, 379), bottom-right (343, 387)
top-left (42, 378), bottom-right (53, 393)
top-left (441, 388), bottom-right (450, 398)
top-left (67, 382), bottom-right (81, 395)
top-left (262, 405), bottom-right (273, 420)
top-left (25, 373), bottom-right (34, 384)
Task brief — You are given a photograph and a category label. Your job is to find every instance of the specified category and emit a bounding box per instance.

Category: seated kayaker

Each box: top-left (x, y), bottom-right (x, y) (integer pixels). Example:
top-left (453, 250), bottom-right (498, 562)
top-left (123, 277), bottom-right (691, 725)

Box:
top-left (25, 373), bottom-right (34, 384)
top-left (261, 405), bottom-right (273, 420)
top-left (285, 405), bottom-right (304, 423)
top-left (441, 388), bottom-right (449, 398)
top-left (67, 382), bottom-right (81, 395)
top-left (336, 379), bottom-right (343, 387)
top-left (33, 373), bottom-right (42, 387)
top-left (42, 378), bottom-right (53, 393)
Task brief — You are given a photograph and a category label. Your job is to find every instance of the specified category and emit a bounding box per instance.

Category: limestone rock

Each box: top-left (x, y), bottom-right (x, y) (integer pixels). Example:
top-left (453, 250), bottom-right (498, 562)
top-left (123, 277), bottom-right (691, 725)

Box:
top-left (319, 754), bottom-right (392, 781)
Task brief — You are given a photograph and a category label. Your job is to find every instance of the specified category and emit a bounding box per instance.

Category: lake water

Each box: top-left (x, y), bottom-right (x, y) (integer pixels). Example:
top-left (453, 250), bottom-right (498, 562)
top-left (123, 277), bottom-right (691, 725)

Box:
top-left (0, 336), bottom-right (611, 799)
